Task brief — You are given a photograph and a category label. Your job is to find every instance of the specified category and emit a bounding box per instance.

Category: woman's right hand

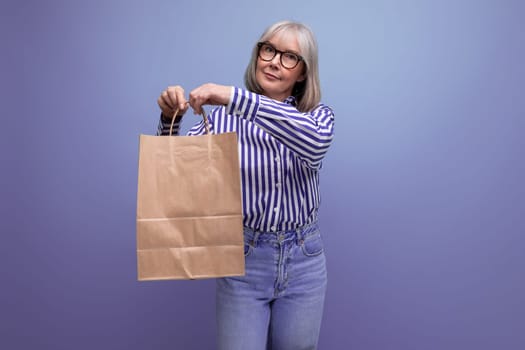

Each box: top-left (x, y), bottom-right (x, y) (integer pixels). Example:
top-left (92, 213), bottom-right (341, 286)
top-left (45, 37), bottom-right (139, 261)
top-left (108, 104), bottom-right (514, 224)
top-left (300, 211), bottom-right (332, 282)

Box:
top-left (157, 85), bottom-right (189, 118)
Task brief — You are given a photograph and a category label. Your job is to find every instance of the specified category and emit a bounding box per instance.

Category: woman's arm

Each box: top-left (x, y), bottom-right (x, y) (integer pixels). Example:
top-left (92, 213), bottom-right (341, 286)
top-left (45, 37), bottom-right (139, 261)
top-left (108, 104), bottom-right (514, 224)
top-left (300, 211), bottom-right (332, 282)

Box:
top-left (227, 87), bottom-right (335, 169)
top-left (162, 83), bottom-right (335, 168)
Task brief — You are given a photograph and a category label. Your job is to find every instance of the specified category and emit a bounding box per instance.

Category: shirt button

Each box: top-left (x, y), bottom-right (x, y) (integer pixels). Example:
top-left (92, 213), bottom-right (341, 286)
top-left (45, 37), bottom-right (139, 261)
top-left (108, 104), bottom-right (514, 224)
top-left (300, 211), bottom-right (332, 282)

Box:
top-left (273, 207), bottom-right (279, 213)
top-left (271, 226), bottom-right (277, 232)
top-left (276, 183), bottom-right (281, 188)
top-left (275, 156), bottom-right (280, 162)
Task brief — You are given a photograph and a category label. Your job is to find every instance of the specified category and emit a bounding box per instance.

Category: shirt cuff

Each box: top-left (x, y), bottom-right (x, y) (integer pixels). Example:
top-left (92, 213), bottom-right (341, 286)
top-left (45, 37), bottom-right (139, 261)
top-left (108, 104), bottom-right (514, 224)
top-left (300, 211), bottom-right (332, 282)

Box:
top-left (226, 87), bottom-right (259, 121)
top-left (225, 86), bottom-right (236, 114)
top-left (157, 113), bottom-right (182, 136)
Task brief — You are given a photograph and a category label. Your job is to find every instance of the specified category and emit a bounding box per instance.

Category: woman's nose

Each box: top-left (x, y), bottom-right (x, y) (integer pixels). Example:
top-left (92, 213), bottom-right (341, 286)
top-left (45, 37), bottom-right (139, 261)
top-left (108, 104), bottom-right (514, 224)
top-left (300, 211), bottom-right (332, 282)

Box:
top-left (270, 52), bottom-right (282, 67)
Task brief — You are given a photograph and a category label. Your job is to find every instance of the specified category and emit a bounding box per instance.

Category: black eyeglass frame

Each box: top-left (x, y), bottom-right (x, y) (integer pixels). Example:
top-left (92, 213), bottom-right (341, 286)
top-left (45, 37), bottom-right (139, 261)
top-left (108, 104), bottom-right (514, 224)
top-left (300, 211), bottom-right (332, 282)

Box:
top-left (256, 42), bottom-right (304, 69)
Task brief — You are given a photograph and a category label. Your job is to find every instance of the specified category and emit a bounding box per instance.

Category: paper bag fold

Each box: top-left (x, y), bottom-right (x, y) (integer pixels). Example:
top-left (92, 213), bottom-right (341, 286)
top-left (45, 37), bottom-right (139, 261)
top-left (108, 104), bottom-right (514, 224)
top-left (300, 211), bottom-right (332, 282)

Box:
top-left (136, 132), bottom-right (245, 280)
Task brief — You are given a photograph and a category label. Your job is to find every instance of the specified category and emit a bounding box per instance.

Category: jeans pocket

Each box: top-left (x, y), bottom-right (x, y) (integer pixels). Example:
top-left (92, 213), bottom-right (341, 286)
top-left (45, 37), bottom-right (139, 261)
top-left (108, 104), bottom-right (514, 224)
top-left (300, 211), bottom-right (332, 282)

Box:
top-left (300, 233), bottom-right (324, 257)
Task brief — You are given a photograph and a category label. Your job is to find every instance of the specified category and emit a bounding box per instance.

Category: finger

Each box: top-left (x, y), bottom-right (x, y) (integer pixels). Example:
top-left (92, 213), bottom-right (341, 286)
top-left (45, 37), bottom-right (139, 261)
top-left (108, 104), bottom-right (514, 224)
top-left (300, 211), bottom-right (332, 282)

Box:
top-left (157, 96), bottom-right (173, 115)
top-left (188, 94), bottom-right (202, 115)
top-left (159, 91), bottom-right (173, 108)
top-left (180, 101), bottom-right (190, 115)
top-left (174, 87), bottom-right (188, 111)
top-left (189, 100), bottom-right (202, 115)
top-left (189, 87), bottom-right (206, 115)
top-left (166, 86), bottom-right (180, 109)
top-left (166, 85), bottom-right (187, 110)
top-left (190, 100), bottom-right (204, 115)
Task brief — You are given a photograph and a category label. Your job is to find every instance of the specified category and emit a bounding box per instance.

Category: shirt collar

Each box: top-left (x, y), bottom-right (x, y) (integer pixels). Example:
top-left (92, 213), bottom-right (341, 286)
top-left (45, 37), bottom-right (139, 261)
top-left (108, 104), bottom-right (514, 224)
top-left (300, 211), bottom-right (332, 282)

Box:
top-left (284, 95), bottom-right (297, 106)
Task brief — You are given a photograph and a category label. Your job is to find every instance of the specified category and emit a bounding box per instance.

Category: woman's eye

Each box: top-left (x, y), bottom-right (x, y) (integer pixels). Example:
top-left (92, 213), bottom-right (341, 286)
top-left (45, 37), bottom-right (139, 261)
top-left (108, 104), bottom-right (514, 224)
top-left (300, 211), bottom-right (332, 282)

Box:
top-left (284, 53), bottom-right (297, 61)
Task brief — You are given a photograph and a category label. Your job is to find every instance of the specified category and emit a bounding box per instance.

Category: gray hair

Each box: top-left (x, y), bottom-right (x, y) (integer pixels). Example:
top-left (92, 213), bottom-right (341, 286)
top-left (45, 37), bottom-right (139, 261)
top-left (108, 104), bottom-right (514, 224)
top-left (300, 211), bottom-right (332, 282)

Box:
top-left (244, 20), bottom-right (321, 112)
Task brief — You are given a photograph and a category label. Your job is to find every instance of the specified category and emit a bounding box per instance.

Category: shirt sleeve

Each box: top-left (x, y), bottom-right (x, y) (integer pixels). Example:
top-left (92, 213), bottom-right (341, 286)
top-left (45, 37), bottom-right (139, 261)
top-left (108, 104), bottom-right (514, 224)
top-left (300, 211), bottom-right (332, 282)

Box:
top-left (226, 87), bottom-right (335, 169)
top-left (156, 114), bottom-right (183, 136)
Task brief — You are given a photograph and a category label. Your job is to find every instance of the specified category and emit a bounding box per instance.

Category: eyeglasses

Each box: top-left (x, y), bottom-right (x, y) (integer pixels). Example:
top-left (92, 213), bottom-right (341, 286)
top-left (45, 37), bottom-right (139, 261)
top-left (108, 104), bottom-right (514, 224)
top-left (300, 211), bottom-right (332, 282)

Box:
top-left (257, 42), bottom-right (303, 69)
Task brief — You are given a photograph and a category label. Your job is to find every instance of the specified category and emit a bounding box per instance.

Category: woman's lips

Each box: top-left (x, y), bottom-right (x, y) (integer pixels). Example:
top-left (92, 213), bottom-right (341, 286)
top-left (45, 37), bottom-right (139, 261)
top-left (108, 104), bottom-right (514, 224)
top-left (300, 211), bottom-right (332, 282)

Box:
top-left (264, 72), bottom-right (280, 80)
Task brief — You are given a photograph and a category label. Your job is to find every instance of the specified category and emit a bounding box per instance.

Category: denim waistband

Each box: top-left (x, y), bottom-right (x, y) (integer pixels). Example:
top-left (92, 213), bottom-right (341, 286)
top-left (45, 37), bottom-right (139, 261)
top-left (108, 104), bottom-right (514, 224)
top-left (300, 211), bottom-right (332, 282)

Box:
top-left (243, 221), bottom-right (320, 245)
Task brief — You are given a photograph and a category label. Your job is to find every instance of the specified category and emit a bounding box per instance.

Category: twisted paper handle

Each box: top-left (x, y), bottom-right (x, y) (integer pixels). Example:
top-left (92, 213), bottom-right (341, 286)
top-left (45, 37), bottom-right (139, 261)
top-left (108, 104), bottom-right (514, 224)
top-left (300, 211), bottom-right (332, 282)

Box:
top-left (169, 105), bottom-right (210, 136)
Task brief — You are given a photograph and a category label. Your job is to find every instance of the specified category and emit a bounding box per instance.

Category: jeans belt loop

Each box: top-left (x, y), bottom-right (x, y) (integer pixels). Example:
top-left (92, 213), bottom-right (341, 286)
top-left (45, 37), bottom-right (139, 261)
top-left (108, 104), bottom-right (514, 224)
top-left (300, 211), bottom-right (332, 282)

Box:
top-left (252, 231), bottom-right (261, 248)
top-left (295, 226), bottom-right (303, 245)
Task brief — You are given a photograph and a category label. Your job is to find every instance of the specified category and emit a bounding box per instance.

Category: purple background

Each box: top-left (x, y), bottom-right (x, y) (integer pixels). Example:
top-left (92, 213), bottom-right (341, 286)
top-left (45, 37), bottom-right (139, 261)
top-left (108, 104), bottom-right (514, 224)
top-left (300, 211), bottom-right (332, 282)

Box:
top-left (2, 0), bottom-right (524, 349)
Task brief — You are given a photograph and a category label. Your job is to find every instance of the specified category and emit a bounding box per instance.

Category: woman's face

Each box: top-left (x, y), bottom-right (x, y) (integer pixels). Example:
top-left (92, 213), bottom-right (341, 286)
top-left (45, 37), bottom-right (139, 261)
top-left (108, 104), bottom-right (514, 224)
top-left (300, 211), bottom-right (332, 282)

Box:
top-left (255, 31), bottom-right (306, 102)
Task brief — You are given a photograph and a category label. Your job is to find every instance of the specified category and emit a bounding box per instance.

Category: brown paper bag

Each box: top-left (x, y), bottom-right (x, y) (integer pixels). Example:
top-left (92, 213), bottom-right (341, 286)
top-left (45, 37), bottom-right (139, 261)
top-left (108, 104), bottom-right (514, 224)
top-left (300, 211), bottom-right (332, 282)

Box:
top-left (136, 113), bottom-right (245, 280)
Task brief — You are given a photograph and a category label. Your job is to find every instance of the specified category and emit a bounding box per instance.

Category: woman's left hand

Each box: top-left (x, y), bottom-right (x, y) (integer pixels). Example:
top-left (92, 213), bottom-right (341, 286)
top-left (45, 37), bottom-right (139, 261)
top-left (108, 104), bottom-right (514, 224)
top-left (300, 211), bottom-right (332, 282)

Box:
top-left (188, 83), bottom-right (232, 114)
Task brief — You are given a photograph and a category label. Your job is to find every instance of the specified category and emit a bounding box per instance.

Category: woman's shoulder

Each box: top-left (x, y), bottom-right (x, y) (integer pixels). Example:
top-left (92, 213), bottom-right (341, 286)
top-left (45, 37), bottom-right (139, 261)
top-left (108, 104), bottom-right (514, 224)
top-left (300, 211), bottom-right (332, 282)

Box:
top-left (311, 102), bottom-right (334, 117)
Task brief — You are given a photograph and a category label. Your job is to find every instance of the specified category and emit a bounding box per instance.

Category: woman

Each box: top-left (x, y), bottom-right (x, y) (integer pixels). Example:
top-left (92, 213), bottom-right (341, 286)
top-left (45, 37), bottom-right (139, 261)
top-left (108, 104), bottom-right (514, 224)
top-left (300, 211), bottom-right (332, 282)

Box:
top-left (156, 20), bottom-right (334, 350)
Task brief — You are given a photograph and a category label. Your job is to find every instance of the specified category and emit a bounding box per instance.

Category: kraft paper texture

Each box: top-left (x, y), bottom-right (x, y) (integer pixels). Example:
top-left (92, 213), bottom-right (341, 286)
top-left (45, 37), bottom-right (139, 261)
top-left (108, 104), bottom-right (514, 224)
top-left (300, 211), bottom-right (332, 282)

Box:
top-left (136, 132), bottom-right (245, 280)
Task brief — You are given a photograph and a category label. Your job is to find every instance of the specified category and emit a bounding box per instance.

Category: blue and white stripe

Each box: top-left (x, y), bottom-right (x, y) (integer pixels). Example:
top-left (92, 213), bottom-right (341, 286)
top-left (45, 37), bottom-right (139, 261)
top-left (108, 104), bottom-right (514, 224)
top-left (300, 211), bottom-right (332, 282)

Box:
top-left (158, 87), bottom-right (334, 232)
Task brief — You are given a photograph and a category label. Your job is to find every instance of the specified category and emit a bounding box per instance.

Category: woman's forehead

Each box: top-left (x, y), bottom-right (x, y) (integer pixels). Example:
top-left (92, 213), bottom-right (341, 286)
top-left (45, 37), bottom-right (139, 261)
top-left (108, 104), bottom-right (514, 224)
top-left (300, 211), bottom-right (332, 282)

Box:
top-left (267, 30), bottom-right (300, 51)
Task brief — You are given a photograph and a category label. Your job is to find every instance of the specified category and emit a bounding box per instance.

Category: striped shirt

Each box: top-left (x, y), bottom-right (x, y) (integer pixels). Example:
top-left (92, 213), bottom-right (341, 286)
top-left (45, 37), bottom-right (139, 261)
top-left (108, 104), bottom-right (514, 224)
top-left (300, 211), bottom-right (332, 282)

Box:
top-left (157, 87), bottom-right (335, 232)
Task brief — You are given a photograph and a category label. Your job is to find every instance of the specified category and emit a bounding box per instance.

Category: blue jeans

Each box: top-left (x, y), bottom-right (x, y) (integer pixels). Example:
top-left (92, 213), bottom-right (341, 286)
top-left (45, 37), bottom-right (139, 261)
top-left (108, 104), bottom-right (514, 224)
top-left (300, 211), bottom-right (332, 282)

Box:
top-left (216, 222), bottom-right (327, 350)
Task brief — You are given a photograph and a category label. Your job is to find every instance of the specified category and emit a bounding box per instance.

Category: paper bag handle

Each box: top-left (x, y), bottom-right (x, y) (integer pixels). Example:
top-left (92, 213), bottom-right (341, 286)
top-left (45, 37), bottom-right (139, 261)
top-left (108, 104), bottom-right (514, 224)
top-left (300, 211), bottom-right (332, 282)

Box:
top-left (169, 108), bottom-right (210, 136)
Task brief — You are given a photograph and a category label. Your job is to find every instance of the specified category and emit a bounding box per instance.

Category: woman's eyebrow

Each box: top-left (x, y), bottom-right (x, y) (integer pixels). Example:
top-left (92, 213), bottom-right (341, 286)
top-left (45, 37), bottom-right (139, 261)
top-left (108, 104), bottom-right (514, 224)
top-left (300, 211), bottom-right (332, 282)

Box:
top-left (266, 41), bottom-right (301, 55)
